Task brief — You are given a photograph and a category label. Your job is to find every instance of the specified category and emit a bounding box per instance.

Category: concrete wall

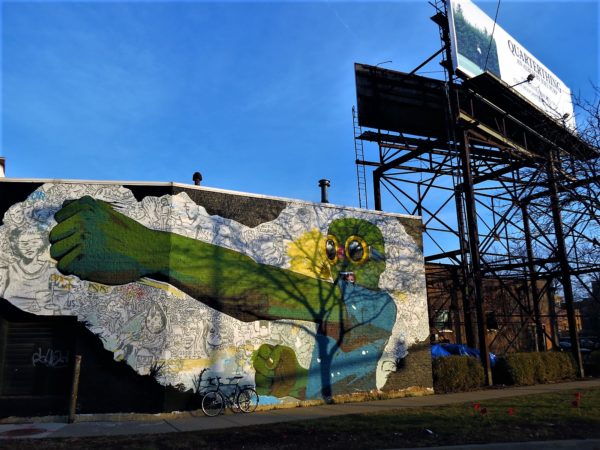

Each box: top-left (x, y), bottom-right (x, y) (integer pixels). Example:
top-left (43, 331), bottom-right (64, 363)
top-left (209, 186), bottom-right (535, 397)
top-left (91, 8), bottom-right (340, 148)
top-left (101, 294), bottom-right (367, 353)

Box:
top-left (0, 180), bottom-right (431, 408)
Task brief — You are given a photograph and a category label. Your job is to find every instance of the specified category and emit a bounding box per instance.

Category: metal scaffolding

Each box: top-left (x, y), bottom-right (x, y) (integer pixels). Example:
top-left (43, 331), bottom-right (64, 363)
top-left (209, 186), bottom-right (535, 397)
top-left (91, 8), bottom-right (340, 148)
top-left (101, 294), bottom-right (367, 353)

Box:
top-left (353, 1), bottom-right (600, 382)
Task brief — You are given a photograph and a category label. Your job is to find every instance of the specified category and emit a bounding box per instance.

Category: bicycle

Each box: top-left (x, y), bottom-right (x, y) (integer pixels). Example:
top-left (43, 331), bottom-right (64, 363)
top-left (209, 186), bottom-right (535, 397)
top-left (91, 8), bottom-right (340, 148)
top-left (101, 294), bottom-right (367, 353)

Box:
top-left (201, 376), bottom-right (259, 417)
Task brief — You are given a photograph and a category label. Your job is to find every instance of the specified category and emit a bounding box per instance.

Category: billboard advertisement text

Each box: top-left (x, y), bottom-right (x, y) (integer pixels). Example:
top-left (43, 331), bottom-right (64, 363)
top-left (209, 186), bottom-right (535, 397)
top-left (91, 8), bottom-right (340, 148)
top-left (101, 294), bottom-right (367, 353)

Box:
top-left (447, 0), bottom-right (575, 128)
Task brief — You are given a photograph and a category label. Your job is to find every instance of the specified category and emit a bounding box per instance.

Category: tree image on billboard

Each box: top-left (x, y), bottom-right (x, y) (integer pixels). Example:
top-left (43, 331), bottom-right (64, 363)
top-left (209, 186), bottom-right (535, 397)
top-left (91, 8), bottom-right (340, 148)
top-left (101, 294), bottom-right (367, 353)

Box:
top-left (454, 4), bottom-right (501, 78)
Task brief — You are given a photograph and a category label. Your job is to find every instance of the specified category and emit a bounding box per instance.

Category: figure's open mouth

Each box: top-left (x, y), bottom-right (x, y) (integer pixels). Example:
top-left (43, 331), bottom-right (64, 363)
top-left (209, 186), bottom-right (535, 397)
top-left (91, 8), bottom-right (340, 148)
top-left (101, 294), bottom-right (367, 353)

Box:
top-left (340, 272), bottom-right (355, 283)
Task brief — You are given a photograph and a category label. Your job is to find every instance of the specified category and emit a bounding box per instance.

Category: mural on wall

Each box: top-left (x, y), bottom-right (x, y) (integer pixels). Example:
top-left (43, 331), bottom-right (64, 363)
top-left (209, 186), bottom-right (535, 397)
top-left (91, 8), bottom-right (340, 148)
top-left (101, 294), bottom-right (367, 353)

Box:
top-left (0, 182), bottom-right (429, 403)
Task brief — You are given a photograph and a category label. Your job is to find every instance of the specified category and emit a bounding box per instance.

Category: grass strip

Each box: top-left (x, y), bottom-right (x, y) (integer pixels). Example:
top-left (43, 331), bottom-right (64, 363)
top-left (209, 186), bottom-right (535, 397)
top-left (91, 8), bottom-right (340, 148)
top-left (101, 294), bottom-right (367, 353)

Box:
top-left (3, 387), bottom-right (600, 449)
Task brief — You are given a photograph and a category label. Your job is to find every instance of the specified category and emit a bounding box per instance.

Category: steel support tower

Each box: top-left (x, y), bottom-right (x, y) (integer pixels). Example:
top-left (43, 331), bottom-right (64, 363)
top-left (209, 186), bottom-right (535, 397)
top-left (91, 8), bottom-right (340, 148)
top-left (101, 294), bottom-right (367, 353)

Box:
top-left (353, 1), bottom-right (600, 381)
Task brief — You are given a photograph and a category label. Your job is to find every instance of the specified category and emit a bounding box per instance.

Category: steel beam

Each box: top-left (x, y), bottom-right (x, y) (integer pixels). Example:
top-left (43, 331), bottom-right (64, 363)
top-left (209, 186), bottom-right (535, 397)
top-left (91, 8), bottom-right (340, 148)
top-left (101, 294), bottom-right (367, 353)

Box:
top-left (424, 249), bottom-right (462, 262)
top-left (547, 150), bottom-right (584, 377)
top-left (521, 203), bottom-right (546, 351)
top-left (460, 131), bottom-right (492, 384)
top-left (410, 47), bottom-right (446, 75)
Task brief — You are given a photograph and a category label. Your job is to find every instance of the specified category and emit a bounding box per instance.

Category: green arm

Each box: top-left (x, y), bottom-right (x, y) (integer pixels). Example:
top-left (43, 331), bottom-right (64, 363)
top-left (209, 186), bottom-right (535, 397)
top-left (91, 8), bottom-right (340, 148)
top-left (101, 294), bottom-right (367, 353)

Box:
top-left (164, 231), bottom-right (344, 322)
top-left (49, 196), bottom-right (347, 325)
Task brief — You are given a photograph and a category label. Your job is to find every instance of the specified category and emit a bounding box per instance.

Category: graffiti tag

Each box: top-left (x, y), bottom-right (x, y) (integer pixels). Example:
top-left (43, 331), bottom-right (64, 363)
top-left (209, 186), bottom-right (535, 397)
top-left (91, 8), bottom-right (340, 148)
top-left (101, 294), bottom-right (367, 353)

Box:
top-left (31, 347), bottom-right (70, 368)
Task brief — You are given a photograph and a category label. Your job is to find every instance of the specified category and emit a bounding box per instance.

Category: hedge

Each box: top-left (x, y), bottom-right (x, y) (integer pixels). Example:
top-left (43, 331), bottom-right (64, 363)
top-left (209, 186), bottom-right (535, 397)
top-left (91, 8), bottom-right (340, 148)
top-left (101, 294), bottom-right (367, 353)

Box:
top-left (432, 355), bottom-right (485, 393)
top-left (493, 351), bottom-right (577, 386)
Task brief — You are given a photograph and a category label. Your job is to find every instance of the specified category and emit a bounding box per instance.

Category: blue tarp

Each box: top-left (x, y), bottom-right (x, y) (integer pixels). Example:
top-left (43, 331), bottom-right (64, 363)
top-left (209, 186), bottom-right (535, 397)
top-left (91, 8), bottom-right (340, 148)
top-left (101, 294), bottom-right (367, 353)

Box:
top-left (431, 343), bottom-right (452, 358)
top-left (431, 343), bottom-right (497, 367)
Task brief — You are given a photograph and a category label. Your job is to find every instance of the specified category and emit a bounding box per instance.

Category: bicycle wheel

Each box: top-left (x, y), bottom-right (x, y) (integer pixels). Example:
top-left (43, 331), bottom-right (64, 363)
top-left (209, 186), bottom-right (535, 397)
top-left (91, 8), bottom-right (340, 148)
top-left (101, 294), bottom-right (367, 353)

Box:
top-left (229, 392), bottom-right (242, 413)
top-left (237, 388), bottom-right (259, 413)
top-left (202, 391), bottom-right (225, 417)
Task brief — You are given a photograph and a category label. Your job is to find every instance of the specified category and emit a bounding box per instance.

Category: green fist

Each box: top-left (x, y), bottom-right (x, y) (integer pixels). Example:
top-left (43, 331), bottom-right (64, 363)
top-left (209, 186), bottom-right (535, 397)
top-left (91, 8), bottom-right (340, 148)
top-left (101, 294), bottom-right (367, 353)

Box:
top-left (49, 196), bottom-right (169, 285)
top-left (252, 344), bottom-right (308, 399)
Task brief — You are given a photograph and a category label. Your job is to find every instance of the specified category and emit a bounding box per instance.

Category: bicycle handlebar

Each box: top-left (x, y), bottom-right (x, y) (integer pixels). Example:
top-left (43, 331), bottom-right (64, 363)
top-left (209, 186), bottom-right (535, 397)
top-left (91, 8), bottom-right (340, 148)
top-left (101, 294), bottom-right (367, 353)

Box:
top-left (226, 376), bottom-right (243, 382)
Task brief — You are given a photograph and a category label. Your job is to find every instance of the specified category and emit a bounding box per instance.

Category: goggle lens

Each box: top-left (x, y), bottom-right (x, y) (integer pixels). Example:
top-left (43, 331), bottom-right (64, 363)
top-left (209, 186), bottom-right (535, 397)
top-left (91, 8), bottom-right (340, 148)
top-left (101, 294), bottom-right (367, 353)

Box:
top-left (347, 239), bottom-right (365, 262)
top-left (324, 234), bottom-right (384, 265)
top-left (325, 236), bottom-right (339, 262)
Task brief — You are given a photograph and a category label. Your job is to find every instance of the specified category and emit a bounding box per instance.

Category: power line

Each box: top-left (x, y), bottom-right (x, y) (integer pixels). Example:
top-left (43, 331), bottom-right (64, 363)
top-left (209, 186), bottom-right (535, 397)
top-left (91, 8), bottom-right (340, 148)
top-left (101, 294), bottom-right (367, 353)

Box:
top-left (484, 0), bottom-right (502, 73)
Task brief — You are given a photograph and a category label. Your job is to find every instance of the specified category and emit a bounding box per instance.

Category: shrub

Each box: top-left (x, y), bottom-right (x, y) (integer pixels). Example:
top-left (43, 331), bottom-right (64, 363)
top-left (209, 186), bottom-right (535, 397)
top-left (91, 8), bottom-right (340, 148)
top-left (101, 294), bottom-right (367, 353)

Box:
top-left (540, 351), bottom-right (574, 381)
top-left (493, 351), bottom-right (577, 386)
top-left (432, 355), bottom-right (485, 394)
top-left (494, 353), bottom-right (534, 386)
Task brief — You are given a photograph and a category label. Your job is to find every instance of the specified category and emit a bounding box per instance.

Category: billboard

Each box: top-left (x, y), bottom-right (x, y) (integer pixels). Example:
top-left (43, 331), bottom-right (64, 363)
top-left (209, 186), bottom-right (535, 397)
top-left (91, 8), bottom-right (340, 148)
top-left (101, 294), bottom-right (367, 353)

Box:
top-left (355, 64), bottom-right (448, 137)
top-left (447, 0), bottom-right (575, 128)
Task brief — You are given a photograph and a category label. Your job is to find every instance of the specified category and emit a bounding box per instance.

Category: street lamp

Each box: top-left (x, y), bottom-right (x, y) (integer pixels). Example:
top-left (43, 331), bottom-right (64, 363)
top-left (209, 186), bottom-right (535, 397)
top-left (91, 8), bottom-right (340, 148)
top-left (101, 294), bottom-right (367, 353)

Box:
top-left (510, 74), bottom-right (535, 88)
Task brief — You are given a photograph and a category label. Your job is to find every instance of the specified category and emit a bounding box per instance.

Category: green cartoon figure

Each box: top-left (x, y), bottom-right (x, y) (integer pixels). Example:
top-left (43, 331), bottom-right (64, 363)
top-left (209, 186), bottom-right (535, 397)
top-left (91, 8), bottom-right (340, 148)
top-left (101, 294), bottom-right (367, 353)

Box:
top-left (49, 196), bottom-right (397, 399)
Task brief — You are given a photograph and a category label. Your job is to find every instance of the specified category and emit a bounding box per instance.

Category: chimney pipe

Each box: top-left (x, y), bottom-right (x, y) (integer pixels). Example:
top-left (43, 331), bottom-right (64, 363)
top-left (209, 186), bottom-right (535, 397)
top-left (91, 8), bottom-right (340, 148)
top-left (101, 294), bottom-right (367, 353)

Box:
top-left (192, 171), bottom-right (202, 186)
top-left (0, 157), bottom-right (5, 178)
top-left (318, 179), bottom-right (330, 203)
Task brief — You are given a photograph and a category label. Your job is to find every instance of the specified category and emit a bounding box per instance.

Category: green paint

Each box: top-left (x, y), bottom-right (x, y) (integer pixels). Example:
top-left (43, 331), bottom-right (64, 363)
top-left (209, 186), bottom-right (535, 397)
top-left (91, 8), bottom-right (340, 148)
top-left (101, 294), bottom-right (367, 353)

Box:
top-left (49, 196), bottom-right (347, 324)
top-left (252, 344), bottom-right (308, 398)
top-left (326, 218), bottom-right (386, 290)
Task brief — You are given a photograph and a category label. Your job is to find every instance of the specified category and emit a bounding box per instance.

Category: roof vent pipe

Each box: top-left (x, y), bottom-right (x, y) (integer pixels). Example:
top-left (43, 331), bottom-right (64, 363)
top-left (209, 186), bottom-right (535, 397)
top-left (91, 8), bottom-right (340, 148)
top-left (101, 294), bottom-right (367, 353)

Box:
top-left (192, 171), bottom-right (202, 186)
top-left (318, 179), bottom-right (330, 203)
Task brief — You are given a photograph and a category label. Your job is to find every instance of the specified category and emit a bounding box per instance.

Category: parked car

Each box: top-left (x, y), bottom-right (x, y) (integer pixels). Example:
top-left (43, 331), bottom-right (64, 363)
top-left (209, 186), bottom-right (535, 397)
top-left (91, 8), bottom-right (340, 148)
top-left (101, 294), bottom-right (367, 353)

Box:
top-left (580, 338), bottom-right (600, 350)
top-left (559, 340), bottom-right (572, 349)
top-left (559, 338), bottom-right (600, 351)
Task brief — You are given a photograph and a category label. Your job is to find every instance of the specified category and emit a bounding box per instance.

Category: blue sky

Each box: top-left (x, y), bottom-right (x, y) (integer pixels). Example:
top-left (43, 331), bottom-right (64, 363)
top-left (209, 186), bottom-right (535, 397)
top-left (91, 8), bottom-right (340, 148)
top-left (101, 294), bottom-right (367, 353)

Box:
top-left (2, 0), bottom-right (598, 209)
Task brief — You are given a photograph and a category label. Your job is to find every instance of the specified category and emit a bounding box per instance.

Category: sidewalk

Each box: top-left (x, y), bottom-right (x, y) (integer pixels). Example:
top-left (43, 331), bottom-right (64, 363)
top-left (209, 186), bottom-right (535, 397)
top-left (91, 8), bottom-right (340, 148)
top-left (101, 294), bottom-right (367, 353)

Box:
top-left (1, 378), bottom-right (599, 443)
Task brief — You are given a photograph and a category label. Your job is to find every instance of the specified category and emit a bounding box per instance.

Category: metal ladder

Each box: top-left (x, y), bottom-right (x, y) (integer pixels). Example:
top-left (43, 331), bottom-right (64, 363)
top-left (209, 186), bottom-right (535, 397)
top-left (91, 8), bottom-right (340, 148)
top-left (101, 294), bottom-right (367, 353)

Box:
top-left (352, 106), bottom-right (369, 209)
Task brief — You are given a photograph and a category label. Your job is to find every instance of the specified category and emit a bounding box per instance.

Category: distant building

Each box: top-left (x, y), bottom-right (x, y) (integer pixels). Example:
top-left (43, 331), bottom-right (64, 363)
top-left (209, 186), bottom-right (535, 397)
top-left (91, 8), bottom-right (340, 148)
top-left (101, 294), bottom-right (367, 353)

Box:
top-left (427, 263), bottom-right (559, 353)
top-left (577, 281), bottom-right (600, 337)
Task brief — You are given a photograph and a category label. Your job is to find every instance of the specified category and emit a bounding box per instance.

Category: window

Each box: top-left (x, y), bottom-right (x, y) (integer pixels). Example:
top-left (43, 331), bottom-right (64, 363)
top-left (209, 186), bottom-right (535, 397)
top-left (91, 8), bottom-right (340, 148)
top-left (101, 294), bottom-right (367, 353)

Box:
top-left (433, 309), bottom-right (453, 332)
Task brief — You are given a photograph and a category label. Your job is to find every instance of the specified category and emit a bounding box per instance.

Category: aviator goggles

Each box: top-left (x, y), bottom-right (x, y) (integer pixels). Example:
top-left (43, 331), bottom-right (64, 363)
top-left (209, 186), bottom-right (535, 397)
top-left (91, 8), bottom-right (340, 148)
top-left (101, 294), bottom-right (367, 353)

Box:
top-left (324, 235), bottom-right (386, 265)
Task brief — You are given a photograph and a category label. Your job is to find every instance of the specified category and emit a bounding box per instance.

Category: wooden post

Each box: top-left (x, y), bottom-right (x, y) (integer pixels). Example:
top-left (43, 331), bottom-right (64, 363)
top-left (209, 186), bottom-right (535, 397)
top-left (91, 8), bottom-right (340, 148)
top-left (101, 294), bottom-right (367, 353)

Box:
top-left (68, 355), bottom-right (82, 423)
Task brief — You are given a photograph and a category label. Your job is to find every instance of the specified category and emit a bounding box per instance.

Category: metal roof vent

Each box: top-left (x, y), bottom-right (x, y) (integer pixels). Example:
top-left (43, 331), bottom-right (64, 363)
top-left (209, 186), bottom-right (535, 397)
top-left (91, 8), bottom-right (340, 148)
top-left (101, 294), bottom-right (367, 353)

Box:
top-left (192, 171), bottom-right (202, 186)
top-left (318, 179), bottom-right (330, 203)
